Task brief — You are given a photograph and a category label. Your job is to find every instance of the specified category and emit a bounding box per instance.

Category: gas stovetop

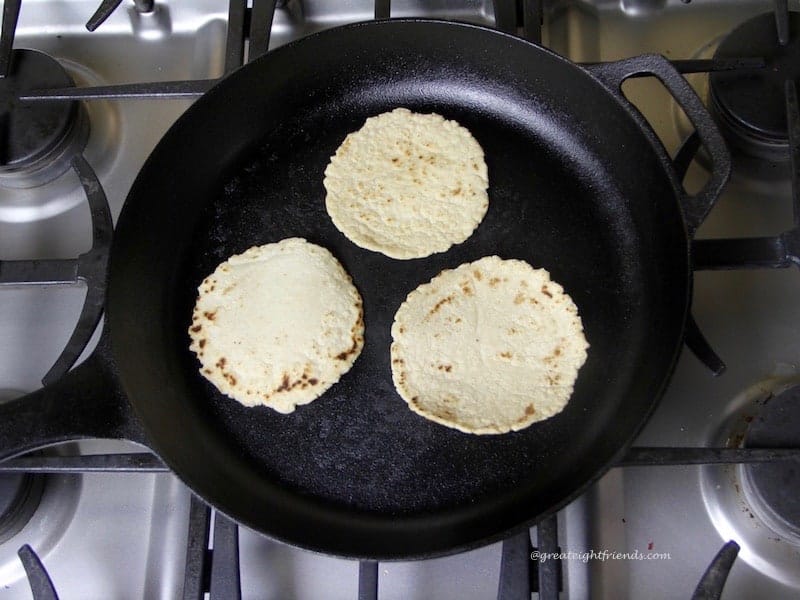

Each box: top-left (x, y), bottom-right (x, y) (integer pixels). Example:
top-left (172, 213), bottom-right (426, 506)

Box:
top-left (1, 1), bottom-right (799, 599)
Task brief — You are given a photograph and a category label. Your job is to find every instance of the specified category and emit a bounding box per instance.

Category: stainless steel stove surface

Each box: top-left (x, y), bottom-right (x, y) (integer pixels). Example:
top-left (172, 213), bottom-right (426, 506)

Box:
top-left (1, 1), bottom-right (799, 599)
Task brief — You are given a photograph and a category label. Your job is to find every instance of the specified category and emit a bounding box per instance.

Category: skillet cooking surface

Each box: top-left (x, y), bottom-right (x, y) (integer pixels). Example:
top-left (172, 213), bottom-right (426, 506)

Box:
top-left (111, 20), bottom-right (689, 557)
top-left (181, 101), bottom-right (643, 513)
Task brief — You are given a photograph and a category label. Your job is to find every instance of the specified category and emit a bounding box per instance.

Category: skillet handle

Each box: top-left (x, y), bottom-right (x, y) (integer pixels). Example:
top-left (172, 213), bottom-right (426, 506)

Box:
top-left (0, 330), bottom-right (147, 462)
top-left (585, 55), bottom-right (731, 236)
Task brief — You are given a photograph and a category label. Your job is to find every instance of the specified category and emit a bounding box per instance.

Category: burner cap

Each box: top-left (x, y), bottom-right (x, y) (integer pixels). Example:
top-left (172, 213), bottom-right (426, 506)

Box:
top-left (0, 474), bottom-right (45, 543)
top-left (710, 11), bottom-right (800, 158)
top-left (0, 49), bottom-right (89, 188)
top-left (743, 384), bottom-right (800, 541)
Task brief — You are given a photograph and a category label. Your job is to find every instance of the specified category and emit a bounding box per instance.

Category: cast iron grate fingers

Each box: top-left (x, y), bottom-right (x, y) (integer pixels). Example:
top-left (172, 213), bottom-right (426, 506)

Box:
top-left (248, 0), bottom-right (278, 62)
top-left (522, 0), bottom-right (544, 44)
top-left (691, 540), bottom-right (740, 600)
top-left (374, 0), bottom-right (390, 20)
top-left (182, 496), bottom-right (211, 600)
top-left (0, 154), bottom-right (112, 385)
top-left (86, 0), bottom-right (155, 32)
top-left (0, 0), bottom-right (21, 78)
top-left (225, 0), bottom-right (247, 74)
top-left (358, 560), bottom-right (379, 600)
top-left (18, 544), bottom-right (59, 600)
top-left (497, 530), bottom-right (532, 600)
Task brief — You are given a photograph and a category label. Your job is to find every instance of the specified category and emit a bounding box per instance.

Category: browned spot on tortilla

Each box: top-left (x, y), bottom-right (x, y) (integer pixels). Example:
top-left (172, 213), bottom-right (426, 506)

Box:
top-left (514, 293), bottom-right (525, 305)
top-left (203, 369), bottom-right (212, 375)
top-left (499, 351), bottom-right (513, 359)
top-left (225, 374), bottom-right (237, 386)
top-left (541, 285), bottom-right (553, 298)
top-left (277, 373), bottom-right (290, 392)
top-left (190, 325), bottom-right (202, 333)
top-left (392, 358), bottom-right (404, 365)
top-left (282, 378), bottom-right (305, 390)
top-left (336, 331), bottom-right (361, 361)
top-left (508, 327), bottom-right (518, 334)
top-left (473, 270), bottom-right (483, 281)
top-left (554, 347), bottom-right (562, 356)
top-left (308, 378), bottom-right (318, 385)
top-left (198, 339), bottom-right (206, 349)
top-left (411, 396), bottom-right (419, 405)
top-left (455, 317), bottom-right (462, 323)
top-left (203, 310), bottom-right (217, 321)
top-left (391, 157), bottom-right (398, 163)
top-left (216, 357), bottom-right (226, 369)
top-left (461, 284), bottom-right (474, 296)
top-left (429, 295), bottom-right (453, 315)
top-left (451, 187), bottom-right (461, 196)
top-left (398, 326), bottom-right (405, 334)
top-left (472, 162), bottom-right (478, 170)
top-left (438, 409), bottom-right (455, 419)
top-left (529, 298), bottom-right (539, 305)
top-left (525, 404), bottom-right (536, 416)
top-left (489, 277), bottom-right (501, 287)
top-left (436, 364), bottom-right (453, 372)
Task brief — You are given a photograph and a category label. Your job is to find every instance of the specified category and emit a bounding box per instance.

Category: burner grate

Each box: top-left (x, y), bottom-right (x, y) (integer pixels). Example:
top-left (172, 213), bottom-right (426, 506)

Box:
top-left (0, 154), bottom-right (112, 385)
top-left (2, 1), bottom-right (800, 599)
top-left (2, 444), bottom-right (799, 599)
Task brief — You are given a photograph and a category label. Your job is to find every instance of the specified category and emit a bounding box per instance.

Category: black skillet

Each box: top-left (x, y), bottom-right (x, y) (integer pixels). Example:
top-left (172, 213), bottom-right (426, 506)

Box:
top-left (0, 20), bottom-right (730, 559)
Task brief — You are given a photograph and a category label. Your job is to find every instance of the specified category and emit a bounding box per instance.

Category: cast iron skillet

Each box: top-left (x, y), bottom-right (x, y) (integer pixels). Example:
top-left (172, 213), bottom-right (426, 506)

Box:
top-left (0, 20), bottom-right (730, 559)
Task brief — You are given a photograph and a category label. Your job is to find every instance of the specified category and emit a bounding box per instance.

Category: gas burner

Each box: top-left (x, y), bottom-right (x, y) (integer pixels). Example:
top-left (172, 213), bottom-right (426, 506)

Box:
top-left (0, 474), bottom-right (43, 544)
top-left (742, 385), bottom-right (800, 544)
top-left (0, 49), bottom-right (89, 189)
top-left (700, 377), bottom-right (800, 589)
top-left (709, 11), bottom-right (799, 163)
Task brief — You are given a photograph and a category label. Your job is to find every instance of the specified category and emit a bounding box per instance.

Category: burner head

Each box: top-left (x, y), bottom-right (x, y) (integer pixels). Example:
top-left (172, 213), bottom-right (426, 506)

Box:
top-left (709, 11), bottom-right (800, 161)
top-left (0, 49), bottom-right (89, 189)
top-left (0, 474), bottom-right (45, 543)
top-left (743, 385), bottom-right (800, 543)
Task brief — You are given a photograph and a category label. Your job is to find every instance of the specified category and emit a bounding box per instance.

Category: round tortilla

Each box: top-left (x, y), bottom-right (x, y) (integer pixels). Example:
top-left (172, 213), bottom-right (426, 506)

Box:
top-left (323, 108), bottom-right (489, 259)
top-left (188, 238), bottom-right (364, 413)
top-left (390, 256), bottom-right (589, 434)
